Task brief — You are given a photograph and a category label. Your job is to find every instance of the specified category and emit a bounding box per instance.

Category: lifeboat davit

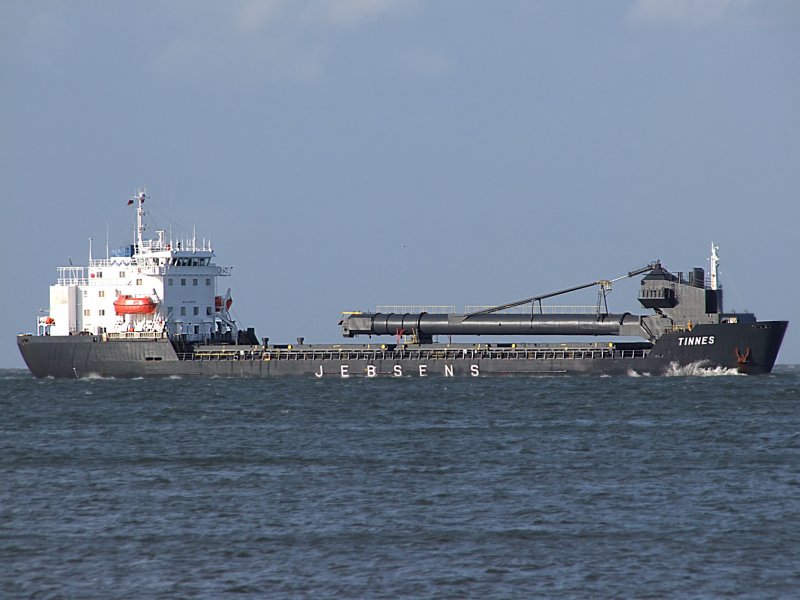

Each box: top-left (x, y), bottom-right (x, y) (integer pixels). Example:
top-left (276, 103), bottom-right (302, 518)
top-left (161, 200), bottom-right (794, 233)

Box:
top-left (114, 295), bottom-right (157, 315)
top-left (214, 295), bottom-right (233, 312)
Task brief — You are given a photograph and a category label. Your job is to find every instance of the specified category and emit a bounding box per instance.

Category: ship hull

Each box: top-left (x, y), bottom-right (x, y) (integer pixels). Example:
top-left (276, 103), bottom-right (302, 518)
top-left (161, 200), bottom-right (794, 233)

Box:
top-left (17, 321), bottom-right (788, 378)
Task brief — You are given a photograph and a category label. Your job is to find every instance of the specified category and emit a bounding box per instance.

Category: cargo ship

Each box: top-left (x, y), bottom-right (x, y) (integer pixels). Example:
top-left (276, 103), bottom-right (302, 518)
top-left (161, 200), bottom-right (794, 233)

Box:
top-left (17, 192), bottom-right (787, 377)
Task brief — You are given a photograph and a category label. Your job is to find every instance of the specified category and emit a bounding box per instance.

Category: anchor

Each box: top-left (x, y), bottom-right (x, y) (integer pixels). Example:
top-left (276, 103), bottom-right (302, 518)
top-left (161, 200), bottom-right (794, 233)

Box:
top-left (735, 346), bottom-right (751, 372)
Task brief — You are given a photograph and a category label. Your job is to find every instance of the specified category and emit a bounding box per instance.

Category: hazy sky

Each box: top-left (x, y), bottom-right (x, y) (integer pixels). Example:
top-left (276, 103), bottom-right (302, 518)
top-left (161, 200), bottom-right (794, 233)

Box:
top-left (2, 0), bottom-right (798, 367)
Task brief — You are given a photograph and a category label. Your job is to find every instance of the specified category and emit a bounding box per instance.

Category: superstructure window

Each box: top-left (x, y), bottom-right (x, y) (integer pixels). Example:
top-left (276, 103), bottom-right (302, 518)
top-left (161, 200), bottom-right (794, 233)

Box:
top-left (119, 271), bottom-right (125, 278)
top-left (180, 307), bottom-right (186, 316)
top-left (96, 271), bottom-right (103, 278)
top-left (98, 290), bottom-right (105, 298)
top-left (193, 307), bottom-right (199, 316)
top-left (168, 278), bottom-right (173, 286)
top-left (99, 309), bottom-right (105, 316)
top-left (206, 278), bottom-right (211, 286)
top-left (136, 278), bottom-right (143, 286)
top-left (83, 309), bottom-right (91, 316)
top-left (206, 307), bottom-right (212, 316)
top-left (193, 278), bottom-right (198, 286)
top-left (181, 278), bottom-right (186, 286)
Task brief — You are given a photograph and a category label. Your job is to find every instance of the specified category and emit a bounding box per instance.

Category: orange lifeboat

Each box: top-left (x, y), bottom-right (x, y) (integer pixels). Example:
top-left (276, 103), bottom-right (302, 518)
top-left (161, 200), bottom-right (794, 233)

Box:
top-left (114, 295), bottom-right (157, 315)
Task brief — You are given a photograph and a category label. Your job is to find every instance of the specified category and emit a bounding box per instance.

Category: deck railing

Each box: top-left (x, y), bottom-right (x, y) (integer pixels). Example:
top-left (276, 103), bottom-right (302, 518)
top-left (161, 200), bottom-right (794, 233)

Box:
top-left (375, 304), bottom-right (600, 315)
top-left (105, 331), bottom-right (166, 340)
top-left (376, 305), bottom-right (456, 314)
top-left (177, 346), bottom-right (649, 362)
top-left (464, 305), bottom-right (600, 315)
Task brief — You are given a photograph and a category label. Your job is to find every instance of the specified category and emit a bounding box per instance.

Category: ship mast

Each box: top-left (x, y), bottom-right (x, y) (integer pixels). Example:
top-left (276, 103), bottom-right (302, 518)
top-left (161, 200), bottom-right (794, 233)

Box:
top-left (135, 190), bottom-right (147, 251)
top-left (710, 242), bottom-right (720, 290)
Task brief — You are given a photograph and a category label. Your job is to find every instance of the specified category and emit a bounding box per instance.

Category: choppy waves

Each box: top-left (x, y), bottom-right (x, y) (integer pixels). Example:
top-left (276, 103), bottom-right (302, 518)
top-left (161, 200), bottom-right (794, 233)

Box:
top-left (2, 371), bottom-right (800, 597)
top-left (664, 361), bottom-right (745, 377)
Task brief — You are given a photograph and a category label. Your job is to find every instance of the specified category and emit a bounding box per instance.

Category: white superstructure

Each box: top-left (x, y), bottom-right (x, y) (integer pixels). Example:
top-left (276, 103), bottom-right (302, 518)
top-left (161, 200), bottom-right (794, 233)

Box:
top-left (39, 191), bottom-right (235, 341)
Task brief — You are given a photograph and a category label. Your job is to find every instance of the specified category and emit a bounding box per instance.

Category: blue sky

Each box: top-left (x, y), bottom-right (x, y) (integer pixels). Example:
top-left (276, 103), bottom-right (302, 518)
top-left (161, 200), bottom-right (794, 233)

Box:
top-left (2, 0), bottom-right (798, 367)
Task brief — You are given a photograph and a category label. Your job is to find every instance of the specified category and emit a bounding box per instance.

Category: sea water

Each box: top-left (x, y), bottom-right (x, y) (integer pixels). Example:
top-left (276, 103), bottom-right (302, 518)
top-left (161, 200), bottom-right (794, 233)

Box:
top-left (2, 367), bottom-right (799, 598)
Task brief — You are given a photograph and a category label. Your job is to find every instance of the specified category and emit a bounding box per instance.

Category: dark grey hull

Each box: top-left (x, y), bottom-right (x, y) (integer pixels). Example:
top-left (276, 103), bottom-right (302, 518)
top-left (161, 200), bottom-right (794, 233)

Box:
top-left (17, 321), bottom-right (788, 378)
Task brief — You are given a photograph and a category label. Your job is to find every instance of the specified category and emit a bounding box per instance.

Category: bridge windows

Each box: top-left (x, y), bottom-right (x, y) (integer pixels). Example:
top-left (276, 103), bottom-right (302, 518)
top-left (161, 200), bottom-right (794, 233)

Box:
top-left (171, 257), bottom-right (212, 267)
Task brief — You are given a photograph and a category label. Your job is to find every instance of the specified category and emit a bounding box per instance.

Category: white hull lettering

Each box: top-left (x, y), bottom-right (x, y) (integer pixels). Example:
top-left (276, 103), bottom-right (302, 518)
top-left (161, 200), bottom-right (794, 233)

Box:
top-left (678, 335), bottom-right (715, 346)
top-left (314, 362), bottom-right (478, 377)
